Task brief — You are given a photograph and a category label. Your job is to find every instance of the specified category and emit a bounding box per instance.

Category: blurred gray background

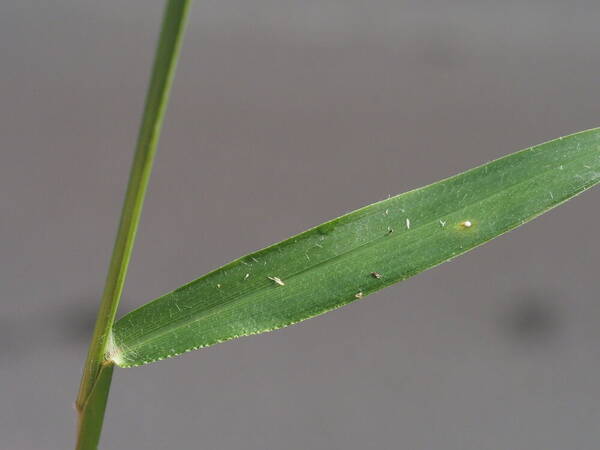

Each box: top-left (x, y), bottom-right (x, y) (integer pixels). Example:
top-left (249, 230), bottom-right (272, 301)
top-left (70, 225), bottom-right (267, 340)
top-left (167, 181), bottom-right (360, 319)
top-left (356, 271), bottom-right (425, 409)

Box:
top-left (2, 0), bottom-right (600, 449)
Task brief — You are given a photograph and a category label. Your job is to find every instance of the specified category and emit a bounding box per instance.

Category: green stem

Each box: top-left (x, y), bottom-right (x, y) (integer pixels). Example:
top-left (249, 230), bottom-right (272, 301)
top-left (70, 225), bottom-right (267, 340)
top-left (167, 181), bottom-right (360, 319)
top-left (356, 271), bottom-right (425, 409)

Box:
top-left (75, 2), bottom-right (192, 448)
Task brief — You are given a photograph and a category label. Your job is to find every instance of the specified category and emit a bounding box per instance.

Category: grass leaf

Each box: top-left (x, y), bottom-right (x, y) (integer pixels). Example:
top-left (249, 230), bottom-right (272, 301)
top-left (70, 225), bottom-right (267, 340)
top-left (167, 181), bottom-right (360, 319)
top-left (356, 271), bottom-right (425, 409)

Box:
top-left (111, 128), bottom-right (600, 367)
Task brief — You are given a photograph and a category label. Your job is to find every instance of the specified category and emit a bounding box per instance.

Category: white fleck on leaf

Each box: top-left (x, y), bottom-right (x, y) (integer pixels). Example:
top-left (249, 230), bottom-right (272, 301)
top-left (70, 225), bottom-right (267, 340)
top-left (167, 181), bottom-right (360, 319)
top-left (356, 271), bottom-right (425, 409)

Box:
top-left (268, 276), bottom-right (285, 286)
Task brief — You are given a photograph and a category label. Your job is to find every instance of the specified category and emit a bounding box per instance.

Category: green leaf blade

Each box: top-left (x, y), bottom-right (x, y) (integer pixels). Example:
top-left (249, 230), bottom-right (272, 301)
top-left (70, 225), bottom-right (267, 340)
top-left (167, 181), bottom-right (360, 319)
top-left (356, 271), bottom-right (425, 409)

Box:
top-left (111, 128), bottom-right (600, 367)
